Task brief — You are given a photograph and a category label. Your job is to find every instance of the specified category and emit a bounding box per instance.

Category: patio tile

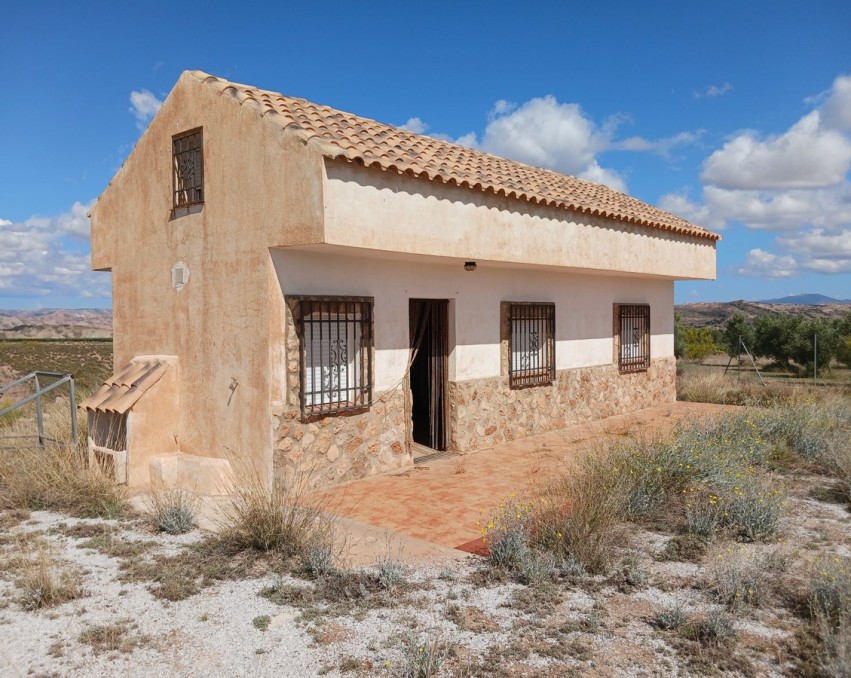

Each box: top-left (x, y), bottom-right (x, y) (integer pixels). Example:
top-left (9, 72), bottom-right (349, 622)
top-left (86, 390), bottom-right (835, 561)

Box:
top-left (317, 402), bottom-right (731, 551)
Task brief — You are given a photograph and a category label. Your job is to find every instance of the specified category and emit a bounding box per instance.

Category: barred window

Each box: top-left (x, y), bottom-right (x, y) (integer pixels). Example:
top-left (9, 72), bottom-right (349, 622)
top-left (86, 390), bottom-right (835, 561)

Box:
top-left (291, 296), bottom-right (373, 418)
top-left (172, 128), bottom-right (204, 209)
top-left (617, 304), bottom-right (650, 373)
top-left (508, 302), bottom-right (555, 388)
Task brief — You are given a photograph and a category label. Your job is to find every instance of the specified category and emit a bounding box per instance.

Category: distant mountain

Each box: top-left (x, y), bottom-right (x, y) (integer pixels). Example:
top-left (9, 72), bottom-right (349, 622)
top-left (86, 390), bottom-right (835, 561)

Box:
top-left (761, 293), bottom-right (851, 305)
top-left (676, 300), bottom-right (851, 329)
top-left (0, 309), bottom-right (112, 339)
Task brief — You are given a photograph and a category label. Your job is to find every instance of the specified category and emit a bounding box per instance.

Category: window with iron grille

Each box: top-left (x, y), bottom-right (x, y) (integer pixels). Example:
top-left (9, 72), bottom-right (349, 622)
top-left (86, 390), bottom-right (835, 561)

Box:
top-left (617, 304), bottom-right (650, 373)
top-left (172, 128), bottom-right (204, 209)
top-left (290, 296), bottom-right (373, 418)
top-left (508, 302), bottom-right (555, 388)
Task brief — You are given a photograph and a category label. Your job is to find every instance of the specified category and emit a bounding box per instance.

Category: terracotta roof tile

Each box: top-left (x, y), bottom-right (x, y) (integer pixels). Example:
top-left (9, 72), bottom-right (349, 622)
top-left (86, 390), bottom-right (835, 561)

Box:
top-left (189, 71), bottom-right (719, 242)
top-left (79, 358), bottom-right (171, 414)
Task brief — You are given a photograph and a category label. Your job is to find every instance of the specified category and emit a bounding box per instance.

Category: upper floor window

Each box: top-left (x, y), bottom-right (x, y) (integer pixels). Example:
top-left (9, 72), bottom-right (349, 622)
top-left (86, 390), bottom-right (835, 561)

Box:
top-left (289, 296), bottom-right (373, 418)
top-left (508, 302), bottom-right (555, 388)
top-left (617, 304), bottom-right (650, 373)
top-left (172, 128), bottom-right (204, 209)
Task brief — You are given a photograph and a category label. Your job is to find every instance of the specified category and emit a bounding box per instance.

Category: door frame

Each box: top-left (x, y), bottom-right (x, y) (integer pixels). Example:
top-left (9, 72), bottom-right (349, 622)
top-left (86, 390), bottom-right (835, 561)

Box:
top-left (408, 298), bottom-right (449, 451)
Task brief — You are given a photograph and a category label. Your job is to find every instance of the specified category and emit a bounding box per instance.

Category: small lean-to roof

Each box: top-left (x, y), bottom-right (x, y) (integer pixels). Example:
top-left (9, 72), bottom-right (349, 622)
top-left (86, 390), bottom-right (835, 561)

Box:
top-left (79, 358), bottom-right (171, 414)
top-left (189, 70), bottom-right (719, 242)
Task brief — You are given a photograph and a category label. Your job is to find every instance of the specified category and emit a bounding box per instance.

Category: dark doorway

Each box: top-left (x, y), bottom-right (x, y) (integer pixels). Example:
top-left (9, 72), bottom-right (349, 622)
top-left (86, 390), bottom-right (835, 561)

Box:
top-left (409, 299), bottom-right (448, 451)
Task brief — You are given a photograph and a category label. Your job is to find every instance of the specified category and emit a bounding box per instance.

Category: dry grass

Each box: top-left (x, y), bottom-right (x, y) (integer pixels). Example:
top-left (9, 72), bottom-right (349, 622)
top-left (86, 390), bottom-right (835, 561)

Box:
top-left (0, 442), bottom-right (126, 518)
top-left (15, 543), bottom-right (84, 610)
top-left (533, 454), bottom-right (628, 574)
top-left (219, 471), bottom-right (337, 561)
top-left (0, 397), bottom-right (126, 518)
top-left (79, 619), bottom-right (151, 655)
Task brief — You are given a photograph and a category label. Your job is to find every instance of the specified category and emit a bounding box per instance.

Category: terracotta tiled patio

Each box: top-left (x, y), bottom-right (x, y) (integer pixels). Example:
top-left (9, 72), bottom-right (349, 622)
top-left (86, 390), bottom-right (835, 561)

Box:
top-left (317, 402), bottom-right (732, 553)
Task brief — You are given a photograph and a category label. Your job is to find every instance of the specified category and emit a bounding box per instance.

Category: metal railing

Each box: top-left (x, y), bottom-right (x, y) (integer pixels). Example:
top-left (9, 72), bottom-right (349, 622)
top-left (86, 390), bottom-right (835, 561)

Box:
top-left (0, 372), bottom-right (77, 447)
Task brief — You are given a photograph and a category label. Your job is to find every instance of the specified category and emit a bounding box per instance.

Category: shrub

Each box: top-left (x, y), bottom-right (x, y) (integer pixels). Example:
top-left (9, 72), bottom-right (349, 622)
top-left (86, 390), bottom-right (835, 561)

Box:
top-left (399, 634), bottom-right (452, 678)
top-left (146, 488), bottom-right (199, 535)
top-left (683, 327), bottom-right (721, 363)
top-left (481, 494), bottom-right (535, 571)
top-left (685, 501), bottom-right (722, 539)
top-left (517, 549), bottom-right (557, 585)
top-left (708, 548), bottom-right (764, 610)
top-left (808, 557), bottom-right (851, 625)
top-left (533, 456), bottom-right (627, 574)
top-left (17, 546), bottom-right (84, 610)
top-left (376, 558), bottom-right (405, 590)
top-left (722, 480), bottom-right (785, 542)
top-left (655, 604), bottom-right (686, 630)
top-left (252, 615), bottom-right (271, 632)
top-left (219, 473), bottom-right (335, 560)
top-left (301, 536), bottom-right (337, 578)
top-left (806, 558), bottom-right (851, 677)
top-left (695, 609), bottom-right (737, 646)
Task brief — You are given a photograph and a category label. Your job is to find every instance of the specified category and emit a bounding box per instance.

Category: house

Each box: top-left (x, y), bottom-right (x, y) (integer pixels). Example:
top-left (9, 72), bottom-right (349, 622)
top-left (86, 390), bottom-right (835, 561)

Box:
top-left (80, 70), bottom-right (719, 492)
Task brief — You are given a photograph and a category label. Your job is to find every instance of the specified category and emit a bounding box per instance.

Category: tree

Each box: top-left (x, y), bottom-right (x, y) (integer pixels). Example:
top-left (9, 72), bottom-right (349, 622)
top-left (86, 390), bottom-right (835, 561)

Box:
top-left (837, 336), bottom-right (851, 369)
top-left (753, 313), bottom-right (800, 367)
top-left (674, 314), bottom-right (687, 360)
top-left (723, 312), bottom-right (755, 357)
top-left (683, 327), bottom-right (719, 362)
top-left (789, 318), bottom-right (839, 376)
top-left (835, 312), bottom-right (851, 368)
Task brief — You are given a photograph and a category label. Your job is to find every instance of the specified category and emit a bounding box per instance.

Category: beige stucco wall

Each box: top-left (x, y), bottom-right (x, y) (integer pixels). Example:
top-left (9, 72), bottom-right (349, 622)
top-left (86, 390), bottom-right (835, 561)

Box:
top-left (321, 160), bottom-right (717, 280)
top-left (89, 72), bottom-right (326, 486)
top-left (125, 363), bottom-right (179, 486)
top-left (272, 248), bottom-right (674, 392)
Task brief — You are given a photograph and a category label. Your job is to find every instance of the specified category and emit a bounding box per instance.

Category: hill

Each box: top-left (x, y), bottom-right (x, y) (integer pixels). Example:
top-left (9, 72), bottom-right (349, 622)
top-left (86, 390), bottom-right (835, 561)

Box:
top-left (761, 293), bottom-right (850, 305)
top-left (676, 300), bottom-right (851, 329)
top-left (0, 309), bottom-right (113, 339)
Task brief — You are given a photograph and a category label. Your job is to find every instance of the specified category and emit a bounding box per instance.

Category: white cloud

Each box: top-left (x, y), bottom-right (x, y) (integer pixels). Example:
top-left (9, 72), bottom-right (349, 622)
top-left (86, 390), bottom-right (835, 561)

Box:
top-left (615, 130), bottom-right (703, 158)
top-left (736, 249), bottom-right (798, 278)
top-left (777, 228), bottom-right (851, 274)
top-left (479, 96), bottom-right (608, 177)
top-left (488, 99), bottom-right (517, 120)
top-left (129, 89), bottom-right (163, 130)
top-left (578, 161), bottom-right (627, 193)
top-left (403, 95), bottom-right (699, 193)
top-left (658, 193), bottom-right (726, 231)
top-left (702, 111), bottom-right (851, 190)
top-left (454, 131), bottom-right (478, 149)
top-left (400, 117), bottom-right (428, 134)
top-left (821, 74), bottom-right (851, 132)
top-left (0, 201), bottom-right (111, 303)
top-left (659, 73), bottom-right (851, 283)
top-left (707, 83), bottom-right (733, 98)
top-left (694, 83), bottom-right (733, 99)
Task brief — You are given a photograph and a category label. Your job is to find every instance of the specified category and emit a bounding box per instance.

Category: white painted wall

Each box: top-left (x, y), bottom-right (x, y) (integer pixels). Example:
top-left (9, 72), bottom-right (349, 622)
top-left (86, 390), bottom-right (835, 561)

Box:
top-left (272, 249), bottom-right (673, 391)
top-left (321, 161), bottom-right (717, 281)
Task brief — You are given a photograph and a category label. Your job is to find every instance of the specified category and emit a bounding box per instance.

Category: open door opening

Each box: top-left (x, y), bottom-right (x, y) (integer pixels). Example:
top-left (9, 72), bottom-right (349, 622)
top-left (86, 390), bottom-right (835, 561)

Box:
top-left (409, 299), bottom-right (448, 451)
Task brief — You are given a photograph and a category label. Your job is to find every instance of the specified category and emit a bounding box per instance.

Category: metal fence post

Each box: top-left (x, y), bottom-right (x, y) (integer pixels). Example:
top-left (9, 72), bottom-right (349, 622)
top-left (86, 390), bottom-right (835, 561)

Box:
top-left (69, 377), bottom-right (78, 446)
top-left (34, 373), bottom-right (45, 447)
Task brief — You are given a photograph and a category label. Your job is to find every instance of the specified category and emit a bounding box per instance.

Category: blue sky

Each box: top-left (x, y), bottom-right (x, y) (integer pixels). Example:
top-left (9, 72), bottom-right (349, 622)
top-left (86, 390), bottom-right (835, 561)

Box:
top-left (1, 0), bottom-right (850, 308)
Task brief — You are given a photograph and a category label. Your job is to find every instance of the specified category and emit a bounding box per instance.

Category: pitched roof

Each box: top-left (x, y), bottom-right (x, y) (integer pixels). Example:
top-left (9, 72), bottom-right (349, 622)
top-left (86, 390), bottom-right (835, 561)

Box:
top-left (79, 358), bottom-right (172, 414)
top-left (189, 71), bottom-right (719, 242)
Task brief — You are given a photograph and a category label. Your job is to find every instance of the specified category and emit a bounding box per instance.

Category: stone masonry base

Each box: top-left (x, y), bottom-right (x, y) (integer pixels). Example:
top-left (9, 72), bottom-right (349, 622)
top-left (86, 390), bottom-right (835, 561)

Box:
top-left (272, 357), bottom-right (675, 490)
top-left (448, 357), bottom-right (676, 453)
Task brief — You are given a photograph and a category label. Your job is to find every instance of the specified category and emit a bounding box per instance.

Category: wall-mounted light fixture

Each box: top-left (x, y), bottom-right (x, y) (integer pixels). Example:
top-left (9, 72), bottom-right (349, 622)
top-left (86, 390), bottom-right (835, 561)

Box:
top-left (464, 261), bottom-right (477, 272)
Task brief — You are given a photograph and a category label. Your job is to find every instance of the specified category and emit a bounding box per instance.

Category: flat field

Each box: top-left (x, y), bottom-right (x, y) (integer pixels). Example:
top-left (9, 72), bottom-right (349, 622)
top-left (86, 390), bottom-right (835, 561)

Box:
top-left (0, 340), bottom-right (113, 394)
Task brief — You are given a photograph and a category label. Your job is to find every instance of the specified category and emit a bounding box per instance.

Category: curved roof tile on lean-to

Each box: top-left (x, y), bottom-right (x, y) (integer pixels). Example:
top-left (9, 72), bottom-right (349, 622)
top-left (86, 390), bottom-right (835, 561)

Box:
top-left (189, 70), bottom-right (719, 242)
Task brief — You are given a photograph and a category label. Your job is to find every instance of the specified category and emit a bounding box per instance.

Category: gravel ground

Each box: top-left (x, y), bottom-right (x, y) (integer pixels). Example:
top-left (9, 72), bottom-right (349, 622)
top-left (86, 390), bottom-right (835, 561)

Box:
top-left (1, 478), bottom-right (849, 677)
